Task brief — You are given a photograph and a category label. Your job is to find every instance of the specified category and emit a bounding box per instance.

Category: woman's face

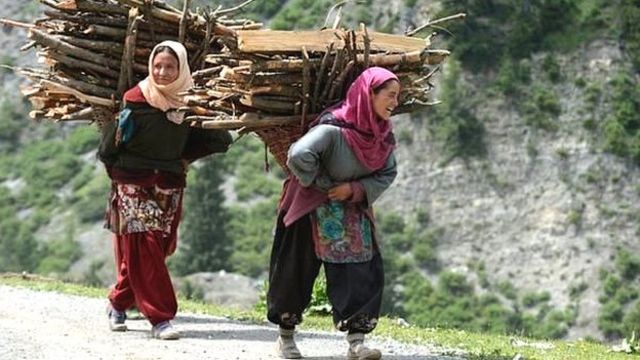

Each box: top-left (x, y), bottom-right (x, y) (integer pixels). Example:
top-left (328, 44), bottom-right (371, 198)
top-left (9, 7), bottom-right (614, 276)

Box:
top-left (152, 52), bottom-right (179, 85)
top-left (371, 80), bottom-right (400, 121)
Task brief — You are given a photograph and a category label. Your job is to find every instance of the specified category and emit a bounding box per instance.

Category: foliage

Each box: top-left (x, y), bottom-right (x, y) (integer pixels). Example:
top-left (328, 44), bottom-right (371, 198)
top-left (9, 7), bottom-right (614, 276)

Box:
top-left (438, 0), bottom-right (580, 70)
top-left (0, 96), bottom-right (23, 151)
top-left (617, 0), bottom-right (640, 72)
top-left (37, 223), bottom-right (83, 275)
top-left (307, 273), bottom-right (332, 315)
top-left (172, 155), bottom-right (232, 275)
top-left (522, 86), bottom-right (561, 131)
top-left (598, 250), bottom-right (640, 339)
top-left (602, 74), bottom-right (640, 163)
top-left (522, 291), bottom-right (551, 308)
top-left (269, 0), bottom-right (333, 30)
top-left (429, 60), bottom-right (486, 160)
top-left (495, 56), bottom-right (531, 95)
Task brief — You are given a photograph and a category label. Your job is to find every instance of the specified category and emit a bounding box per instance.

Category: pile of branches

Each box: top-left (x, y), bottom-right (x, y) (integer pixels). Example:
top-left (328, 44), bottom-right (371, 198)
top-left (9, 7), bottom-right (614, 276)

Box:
top-left (1, 0), bottom-right (261, 122)
top-left (182, 25), bottom-right (452, 131)
top-left (2, 0), bottom-right (463, 167)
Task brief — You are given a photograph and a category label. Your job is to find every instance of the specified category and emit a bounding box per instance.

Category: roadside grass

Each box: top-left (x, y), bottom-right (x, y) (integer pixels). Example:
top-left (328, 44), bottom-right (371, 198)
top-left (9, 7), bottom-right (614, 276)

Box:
top-left (0, 273), bottom-right (634, 360)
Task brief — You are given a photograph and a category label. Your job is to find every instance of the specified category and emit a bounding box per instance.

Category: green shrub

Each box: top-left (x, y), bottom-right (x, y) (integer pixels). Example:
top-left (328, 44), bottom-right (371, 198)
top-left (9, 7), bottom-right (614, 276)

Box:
top-left (431, 60), bottom-right (486, 159)
top-left (269, 0), bottom-right (332, 30)
top-left (599, 300), bottom-right (625, 338)
top-left (522, 291), bottom-right (551, 308)
top-left (616, 249), bottom-right (640, 280)
top-left (569, 282), bottom-right (588, 301)
top-left (542, 55), bottom-right (562, 83)
top-left (37, 229), bottom-right (83, 274)
top-left (70, 173), bottom-right (109, 223)
top-left (404, 0), bottom-right (418, 7)
top-left (438, 271), bottom-right (473, 296)
top-left (67, 125), bottom-right (100, 155)
top-left (497, 280), bottom-right (518, 300)
top-left (307, 274), bottom-right (331, 315)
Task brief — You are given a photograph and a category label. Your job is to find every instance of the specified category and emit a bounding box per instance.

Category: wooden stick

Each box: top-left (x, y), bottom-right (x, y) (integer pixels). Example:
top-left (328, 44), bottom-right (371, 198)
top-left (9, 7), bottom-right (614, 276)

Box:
top-left (193, 65), bottom-right (223, 79)
top-left (0, 18), bottom-right (35, 29)
top-left (301, 46), bottom-right (310, 126)
top-left (320, 48), bottom-right (344, 104)
top-left (118, 7), bottom-right (142, 96)
top-left (38, 0), bottom-right (65, 10)
top-left (44, 51), bottom-right (120, 78)
top-left (360, 23), bottom-right (370, 68)
top-left (57, 0), bottom-right (130, 15)
top-left (250, 58), bottom-right (322, 72)
top-left (116, 0), bottom-right (236, 37)
top-left (20, 41), bottom-right (37, 52)
top-left (228, 23), bottom-right (262, 30)
top-left (312, 42), bottom-right (334, 111)
top-left (329, 60), bottom-right (354, 101)
top-left (239, 95), bottom-right (295, 113)
top-left (53, 76), bottom-right (116, 98)
top-left (215, 0), bottom-right (256, 16)
top-left (44, 10), bottom-right (128, 28)
top-left (61, 106), bottom-right (95, 120)
top-left (116, 0), bottom-right (180, 24)
top-left (405, 13), bottom-right (466, 37)
top-left (189, 112), bottom-right (319, 130)
top-left (178, 0), bottom-right (191, 44)
top-left (196, 10), bottom-right (214, 70)
top-left (40, 80), bottom-right (117, 107)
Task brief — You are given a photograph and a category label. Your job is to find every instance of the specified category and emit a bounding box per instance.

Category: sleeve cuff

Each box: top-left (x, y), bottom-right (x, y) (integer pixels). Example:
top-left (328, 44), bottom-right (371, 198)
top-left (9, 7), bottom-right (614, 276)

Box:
top-left (348, 182), bottom-right (366, 203)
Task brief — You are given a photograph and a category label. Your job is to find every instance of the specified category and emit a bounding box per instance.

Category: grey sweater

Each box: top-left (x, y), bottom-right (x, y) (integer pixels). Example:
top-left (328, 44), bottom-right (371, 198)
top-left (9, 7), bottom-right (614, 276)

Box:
top-left (287, 124), bottom-right (397, 206)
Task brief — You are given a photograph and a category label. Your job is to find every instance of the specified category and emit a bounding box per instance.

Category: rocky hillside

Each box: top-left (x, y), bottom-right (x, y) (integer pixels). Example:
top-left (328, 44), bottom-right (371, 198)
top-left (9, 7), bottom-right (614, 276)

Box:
top-left (386, 40), bottom-right (639, 340)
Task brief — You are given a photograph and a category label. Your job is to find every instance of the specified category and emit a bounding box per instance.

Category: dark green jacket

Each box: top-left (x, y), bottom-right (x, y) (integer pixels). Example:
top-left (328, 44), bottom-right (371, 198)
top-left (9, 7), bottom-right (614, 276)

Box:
top-left (99, 102), bottom-right (231, 174)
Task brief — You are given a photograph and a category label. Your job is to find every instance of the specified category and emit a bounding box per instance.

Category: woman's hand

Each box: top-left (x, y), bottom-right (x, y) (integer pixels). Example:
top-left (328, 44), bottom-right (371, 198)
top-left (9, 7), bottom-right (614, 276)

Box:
top-left (328, 183), bottom-right (353, 201)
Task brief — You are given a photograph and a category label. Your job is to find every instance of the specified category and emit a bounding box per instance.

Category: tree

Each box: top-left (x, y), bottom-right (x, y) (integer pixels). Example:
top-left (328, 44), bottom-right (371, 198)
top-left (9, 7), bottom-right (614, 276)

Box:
top-left (172, 156), bottom-right (232, 275)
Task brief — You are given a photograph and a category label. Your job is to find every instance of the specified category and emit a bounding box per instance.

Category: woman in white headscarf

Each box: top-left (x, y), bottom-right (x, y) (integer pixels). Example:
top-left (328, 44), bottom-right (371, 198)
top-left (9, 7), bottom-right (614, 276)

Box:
top-left (98, 41), bottom-right (232, 340)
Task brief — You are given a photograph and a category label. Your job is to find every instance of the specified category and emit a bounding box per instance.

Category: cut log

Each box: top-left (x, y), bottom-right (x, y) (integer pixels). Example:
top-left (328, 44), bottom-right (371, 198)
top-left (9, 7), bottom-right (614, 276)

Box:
top-left (40, 80), bottom-right (117, 107)
top-left (118, 7), bottom-right (142, 95)
top-left (236, 29), bottom-right (426, 54)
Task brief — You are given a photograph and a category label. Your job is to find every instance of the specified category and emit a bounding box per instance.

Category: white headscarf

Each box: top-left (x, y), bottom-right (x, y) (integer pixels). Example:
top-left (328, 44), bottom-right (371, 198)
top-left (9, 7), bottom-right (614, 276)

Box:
top-left (139, 40), bottom-right (193, 123)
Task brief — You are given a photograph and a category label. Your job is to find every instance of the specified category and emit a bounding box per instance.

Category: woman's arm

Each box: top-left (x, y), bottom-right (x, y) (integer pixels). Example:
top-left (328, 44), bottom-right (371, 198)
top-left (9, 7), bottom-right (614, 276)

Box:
top-left (286, 125), bottom-right (336, 190)
top-left (97, 117), bottom-right (120, 166)
top-left (354, 152), bottom-right (398, 207)
top-left (182, 128), bottom-right (233, 163)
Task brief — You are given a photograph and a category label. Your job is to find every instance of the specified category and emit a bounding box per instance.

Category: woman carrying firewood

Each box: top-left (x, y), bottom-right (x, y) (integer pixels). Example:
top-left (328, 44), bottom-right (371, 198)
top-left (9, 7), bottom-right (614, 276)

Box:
top-left (98, 40), bottom-right (231, 340)
top-left (267, 67), bottom-right (400, 359)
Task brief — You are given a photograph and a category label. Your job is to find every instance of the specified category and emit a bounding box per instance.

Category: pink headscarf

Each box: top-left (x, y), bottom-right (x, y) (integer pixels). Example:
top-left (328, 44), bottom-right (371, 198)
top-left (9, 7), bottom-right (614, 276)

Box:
top-left (328, 67), bottom-right (399, 170)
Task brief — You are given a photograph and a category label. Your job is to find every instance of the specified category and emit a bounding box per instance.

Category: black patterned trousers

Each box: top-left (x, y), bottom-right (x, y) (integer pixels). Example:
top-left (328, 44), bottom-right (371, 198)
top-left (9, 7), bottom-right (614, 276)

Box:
top-left (267, 212), bottom-right (384, 334)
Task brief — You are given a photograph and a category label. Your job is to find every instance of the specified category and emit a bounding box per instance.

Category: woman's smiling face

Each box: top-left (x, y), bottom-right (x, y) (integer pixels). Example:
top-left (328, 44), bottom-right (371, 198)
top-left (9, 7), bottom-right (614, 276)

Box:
top-left (371, 80), bottom-right (400, 121)
top-left (152, 51), bottom-right (179, 86)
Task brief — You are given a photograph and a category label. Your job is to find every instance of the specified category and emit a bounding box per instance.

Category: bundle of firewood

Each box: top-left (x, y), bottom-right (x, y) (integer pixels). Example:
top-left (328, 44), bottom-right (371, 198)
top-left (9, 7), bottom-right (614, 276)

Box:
top-left (2, 0), bottom-right (462, 168)
top-left (182, 27), bottom-right (451, 130)
top-left (1, 0), bottom-right (260, 122)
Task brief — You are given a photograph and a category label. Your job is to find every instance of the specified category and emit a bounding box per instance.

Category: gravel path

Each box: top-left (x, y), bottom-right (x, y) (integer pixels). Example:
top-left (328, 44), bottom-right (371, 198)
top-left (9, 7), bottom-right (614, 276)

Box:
top-left (0, 285), bottom-right (465, 360)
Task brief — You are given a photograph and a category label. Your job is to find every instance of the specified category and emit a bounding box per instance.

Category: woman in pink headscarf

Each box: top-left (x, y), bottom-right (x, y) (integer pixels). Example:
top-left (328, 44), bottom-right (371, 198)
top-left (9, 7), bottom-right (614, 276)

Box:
top-left (98, 41), bottom-right (231, 340)
top-left (267, 67), bottom-right (400, 359)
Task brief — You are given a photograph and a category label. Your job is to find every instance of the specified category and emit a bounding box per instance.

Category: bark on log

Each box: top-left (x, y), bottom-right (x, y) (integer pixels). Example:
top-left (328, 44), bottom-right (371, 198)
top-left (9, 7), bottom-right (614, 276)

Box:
top-left (44, 51), bottom-right (120, 78)
top-left (57, 0), bottom-right (130, 15)
top-left (29, 28), bottom-right (122, 69)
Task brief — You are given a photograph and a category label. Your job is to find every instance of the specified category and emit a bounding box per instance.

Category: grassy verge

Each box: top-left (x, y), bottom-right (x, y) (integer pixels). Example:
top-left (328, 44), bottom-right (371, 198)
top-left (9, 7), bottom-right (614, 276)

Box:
top-left (0, 273), bottom-right (632, 360)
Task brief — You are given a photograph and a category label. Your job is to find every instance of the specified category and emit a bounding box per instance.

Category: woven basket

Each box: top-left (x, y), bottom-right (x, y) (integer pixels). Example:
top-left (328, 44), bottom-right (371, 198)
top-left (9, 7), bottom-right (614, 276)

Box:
top-left (255, 123), bottom-right (309, 173)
